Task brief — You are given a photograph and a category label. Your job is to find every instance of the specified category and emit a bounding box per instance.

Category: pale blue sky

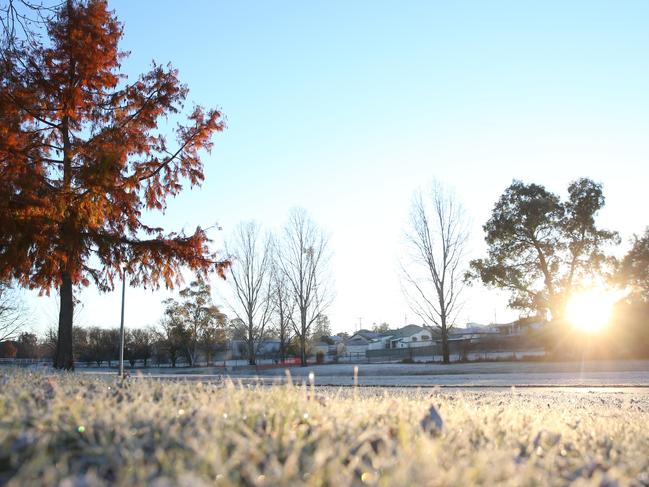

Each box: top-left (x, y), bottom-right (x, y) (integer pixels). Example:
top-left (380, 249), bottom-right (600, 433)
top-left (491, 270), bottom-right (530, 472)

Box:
top-left (26, 1), bottom-right (649, 334)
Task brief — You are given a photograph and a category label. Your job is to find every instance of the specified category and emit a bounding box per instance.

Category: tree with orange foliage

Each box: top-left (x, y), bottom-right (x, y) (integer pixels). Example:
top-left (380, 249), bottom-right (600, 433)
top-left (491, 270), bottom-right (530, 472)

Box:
top-left (0, 0), bottom-right (228, 369)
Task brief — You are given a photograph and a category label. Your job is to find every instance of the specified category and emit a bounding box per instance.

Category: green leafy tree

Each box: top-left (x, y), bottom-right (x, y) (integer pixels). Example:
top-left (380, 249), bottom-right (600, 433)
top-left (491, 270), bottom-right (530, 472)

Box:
top-left (200, 323), bottom-right (225, 366)
top-left (468, 179), bottom-right (618, 320)
top-left (371, 322), bottom-right (391, 334)
top-left (16, 332), bottom-right (38, 358)
top-left (310, 314), bottom-right (332, 342)
top-left (129, 328), bottom-right (154, 368)
top-left (162, 279), bottom-right (225, 366)
top-left (620, 228), bottom-right (649, 301)
top-left (156, 312), bottom-right (186, 368)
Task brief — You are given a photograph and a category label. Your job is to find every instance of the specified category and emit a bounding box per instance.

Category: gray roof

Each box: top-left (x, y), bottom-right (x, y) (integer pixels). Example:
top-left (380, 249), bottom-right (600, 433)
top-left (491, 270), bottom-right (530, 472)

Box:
top-left (382, 324), bottom-right (428, 340)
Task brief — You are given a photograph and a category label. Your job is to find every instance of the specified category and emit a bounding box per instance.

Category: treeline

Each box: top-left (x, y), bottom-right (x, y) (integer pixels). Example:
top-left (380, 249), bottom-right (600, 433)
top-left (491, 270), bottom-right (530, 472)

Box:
top-left (0, 328), bottom-right (159, 366)
top-left (0, 320), bottom-right (336, 366)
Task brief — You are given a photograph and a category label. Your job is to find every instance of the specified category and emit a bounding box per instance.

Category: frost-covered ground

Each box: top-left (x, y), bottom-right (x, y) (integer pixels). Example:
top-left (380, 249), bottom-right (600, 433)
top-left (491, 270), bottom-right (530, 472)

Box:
top-left (1, 371), bottom-right (649, 486)
top-left (76, 359), bottom-right (649, 387)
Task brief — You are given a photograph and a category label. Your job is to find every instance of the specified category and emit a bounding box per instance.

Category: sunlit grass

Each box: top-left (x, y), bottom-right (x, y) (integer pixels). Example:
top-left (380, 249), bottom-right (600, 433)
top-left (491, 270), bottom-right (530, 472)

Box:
top-left (1, 370), bottom-right (648, 486)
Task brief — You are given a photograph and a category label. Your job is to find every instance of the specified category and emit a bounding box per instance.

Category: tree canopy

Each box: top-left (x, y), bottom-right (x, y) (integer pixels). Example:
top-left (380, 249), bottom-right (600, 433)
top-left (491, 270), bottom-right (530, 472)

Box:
top-left (161, 279), bottom-right (225, 367)
top-left (621, 228), bottom-right (649, 301)
top-left (468, 178), bottom-right (618, 319)
top-left (0, 0), bottom-right (227, 368)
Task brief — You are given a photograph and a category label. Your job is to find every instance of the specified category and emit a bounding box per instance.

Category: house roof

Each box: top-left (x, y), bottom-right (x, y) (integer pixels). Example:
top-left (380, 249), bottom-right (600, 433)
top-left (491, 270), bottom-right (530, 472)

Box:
top-left (384, 324), bottom-right (426, 340)
top-left (350, 329), bottom-right (380, 340)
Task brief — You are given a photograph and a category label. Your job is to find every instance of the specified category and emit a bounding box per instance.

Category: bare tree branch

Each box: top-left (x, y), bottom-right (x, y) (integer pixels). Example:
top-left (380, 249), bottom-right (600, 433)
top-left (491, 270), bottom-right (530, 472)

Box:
top-left (275, 208), bottom-right (332, 366)
top-left (0, 282), bottom-right (27, 342)
top-left (400, 181), bottom-right (469, 363)
top-left (224, 221), bottom-right (273, 365)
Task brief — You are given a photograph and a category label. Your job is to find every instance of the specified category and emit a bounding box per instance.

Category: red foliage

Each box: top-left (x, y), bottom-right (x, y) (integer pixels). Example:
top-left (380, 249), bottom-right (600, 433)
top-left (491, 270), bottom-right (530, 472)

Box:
top-left (0, 0), bottom-right (229, 294)
top-left (0, 342), bottom-right (18, 359)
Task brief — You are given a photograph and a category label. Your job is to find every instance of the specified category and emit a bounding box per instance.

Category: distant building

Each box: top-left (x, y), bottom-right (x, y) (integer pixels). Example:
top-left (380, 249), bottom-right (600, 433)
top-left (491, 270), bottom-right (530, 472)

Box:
top-left (312, 335), bottom-right (344, 356)
top-left (344, 329), bottom-right (380, 354)
top-left (494, 317), bottom-right (546, 336)
top-left (367, 324), bottom-right (434, 350)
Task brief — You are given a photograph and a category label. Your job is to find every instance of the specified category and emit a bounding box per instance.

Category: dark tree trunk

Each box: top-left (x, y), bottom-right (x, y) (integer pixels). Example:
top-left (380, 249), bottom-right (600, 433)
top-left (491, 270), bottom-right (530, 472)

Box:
top-left (441, 326), bottom-right (450, 364)
top-left (280, 340), bottom-right (286, 363)
top-left (300, 335), bottom-right (307, 366)
top-left (248, 326), bottom-right (256, 365)
top-left (170, 352), bottom-right (177, 368)
top-left (54, 272), bottom-right (74, 370)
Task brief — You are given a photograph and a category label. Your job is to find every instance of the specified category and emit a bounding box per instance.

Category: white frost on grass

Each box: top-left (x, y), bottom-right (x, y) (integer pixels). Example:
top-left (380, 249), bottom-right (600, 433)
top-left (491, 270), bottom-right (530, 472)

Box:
top-left (0, 370), bottom-right (648, 486)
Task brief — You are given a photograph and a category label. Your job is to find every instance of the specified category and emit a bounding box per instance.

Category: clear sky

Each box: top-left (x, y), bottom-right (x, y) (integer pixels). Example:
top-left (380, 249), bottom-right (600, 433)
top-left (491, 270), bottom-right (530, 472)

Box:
top-left (24, 0), bottom-right (649, 334)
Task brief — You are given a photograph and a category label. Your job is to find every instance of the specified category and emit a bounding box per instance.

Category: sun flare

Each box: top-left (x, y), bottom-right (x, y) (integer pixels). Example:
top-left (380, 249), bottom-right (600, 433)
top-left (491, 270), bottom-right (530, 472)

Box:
top-left (565, 288), bottom-right (617, 332)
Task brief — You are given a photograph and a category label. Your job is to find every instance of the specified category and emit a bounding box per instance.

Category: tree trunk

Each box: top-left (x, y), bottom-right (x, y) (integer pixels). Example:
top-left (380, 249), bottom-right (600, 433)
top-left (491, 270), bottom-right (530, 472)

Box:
top-left (441, 328), bottom-right (450, 364)
top-left (300, 309), bottom-right (307, 366)
top-left (300, 335), bottom-right (307, 366)
top-left (54, 272), bottom-right (74, 370)
top-left (248, 326), bottom-right (256, 365)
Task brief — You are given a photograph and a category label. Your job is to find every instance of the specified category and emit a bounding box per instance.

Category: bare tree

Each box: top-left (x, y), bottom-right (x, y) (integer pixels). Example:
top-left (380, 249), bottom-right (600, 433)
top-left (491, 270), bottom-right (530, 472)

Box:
top-left (276, 208), bottom-right (331, 366)
top-left (270, 262), bottom-right (294, 363)
top-left (401, 182), bottom-right (469, 364)
top-left (225, 222), bottom-right (273, 365)
top-left (0, 283), bottom-right (26, 342)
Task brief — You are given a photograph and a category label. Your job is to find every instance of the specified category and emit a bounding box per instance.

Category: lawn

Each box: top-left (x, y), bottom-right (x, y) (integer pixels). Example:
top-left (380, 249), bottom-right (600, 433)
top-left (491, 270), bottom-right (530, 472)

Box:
top-left (1, 370), bottom-right (648, 486)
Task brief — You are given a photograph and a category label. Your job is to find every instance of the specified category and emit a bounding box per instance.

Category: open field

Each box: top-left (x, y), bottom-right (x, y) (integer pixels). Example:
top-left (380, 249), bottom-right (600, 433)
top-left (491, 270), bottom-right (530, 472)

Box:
top-left (1, 370), bottom-right (649, 486)
top-left (72, 359), bottom-right (649, 387)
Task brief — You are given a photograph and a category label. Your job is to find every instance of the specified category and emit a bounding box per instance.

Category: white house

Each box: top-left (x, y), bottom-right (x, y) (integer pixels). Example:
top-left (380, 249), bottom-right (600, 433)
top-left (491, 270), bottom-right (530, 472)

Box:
top-left (344, 330), bottom-right (379, 355)
top-left (367, 325), bottom-right (435, 350)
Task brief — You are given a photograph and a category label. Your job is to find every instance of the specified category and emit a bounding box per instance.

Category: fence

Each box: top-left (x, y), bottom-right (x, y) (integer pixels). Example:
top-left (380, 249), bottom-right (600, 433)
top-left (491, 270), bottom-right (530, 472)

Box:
top-left (366, 336), bottom-right (547, 363)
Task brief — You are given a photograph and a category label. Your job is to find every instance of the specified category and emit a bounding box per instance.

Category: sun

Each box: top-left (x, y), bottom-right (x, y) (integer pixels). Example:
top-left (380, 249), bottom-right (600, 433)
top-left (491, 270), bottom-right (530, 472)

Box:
top-left (565, 288), bottom-right (617, 332)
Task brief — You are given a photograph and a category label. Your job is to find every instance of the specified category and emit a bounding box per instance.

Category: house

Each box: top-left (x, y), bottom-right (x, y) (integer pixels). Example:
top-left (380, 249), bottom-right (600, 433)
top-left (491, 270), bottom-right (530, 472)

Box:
top-left (367, 325), bottom-right (435, 350)
top-left (494, 317), bottom-right (546, 336)
top-left (312, 335), bottom-right (342, 356)
top-left (344, 330), bottom-right (379, 354)
top-left (449, 323), bottom-right (500, 341)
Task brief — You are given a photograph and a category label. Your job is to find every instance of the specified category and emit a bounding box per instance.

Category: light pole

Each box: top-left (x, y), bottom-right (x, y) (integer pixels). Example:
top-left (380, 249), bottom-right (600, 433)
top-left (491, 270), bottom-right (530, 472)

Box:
top-left (119, 263), bottom-right (127, 379)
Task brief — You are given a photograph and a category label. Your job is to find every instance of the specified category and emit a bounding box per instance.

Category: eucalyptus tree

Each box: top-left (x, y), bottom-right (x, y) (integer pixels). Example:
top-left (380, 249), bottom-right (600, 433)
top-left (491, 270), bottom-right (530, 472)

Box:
top-left (468, 178), bottom-right (618, 320)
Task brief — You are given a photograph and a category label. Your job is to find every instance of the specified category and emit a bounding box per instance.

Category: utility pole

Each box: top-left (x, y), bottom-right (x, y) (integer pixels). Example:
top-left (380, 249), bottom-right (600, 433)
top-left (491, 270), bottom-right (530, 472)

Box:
top-left (119, 265), bottom-right (127, 379)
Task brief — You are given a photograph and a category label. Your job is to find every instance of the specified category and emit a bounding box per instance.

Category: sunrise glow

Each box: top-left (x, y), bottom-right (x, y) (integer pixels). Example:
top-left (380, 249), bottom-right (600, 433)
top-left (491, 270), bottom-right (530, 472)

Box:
top-left (565, 288), bottom-right (617, 332)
